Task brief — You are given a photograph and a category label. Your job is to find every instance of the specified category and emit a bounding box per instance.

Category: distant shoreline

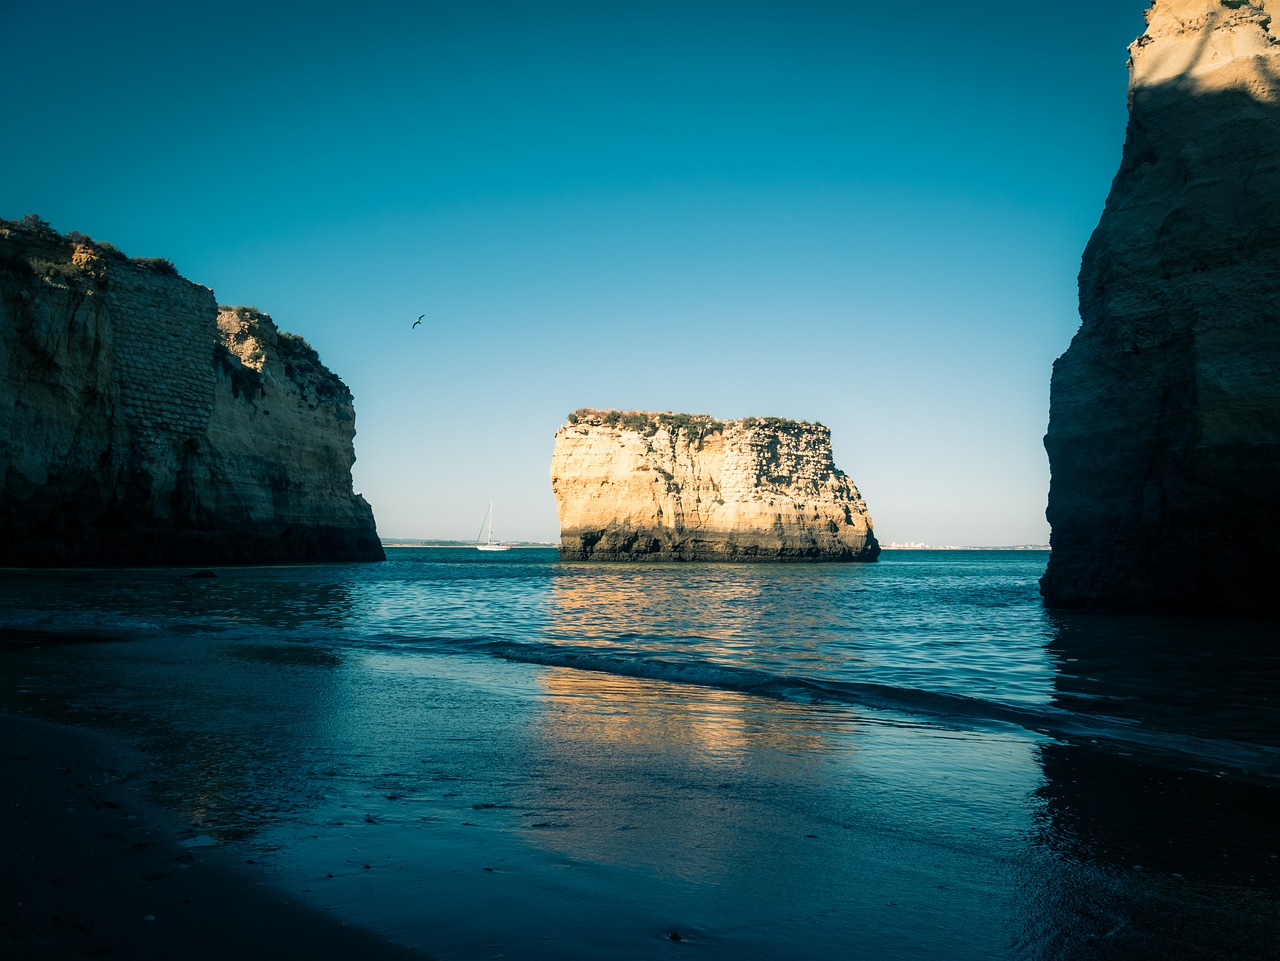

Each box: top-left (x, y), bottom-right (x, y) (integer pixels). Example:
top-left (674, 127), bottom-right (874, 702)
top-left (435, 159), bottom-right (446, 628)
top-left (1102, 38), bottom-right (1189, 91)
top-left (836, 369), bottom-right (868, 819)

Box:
top-left (380, 540), bottom-right (559, 549)
top-left (881, 544), bottom-right (1050, 551)
top-left (379, 540), bottom-right (1048, 551)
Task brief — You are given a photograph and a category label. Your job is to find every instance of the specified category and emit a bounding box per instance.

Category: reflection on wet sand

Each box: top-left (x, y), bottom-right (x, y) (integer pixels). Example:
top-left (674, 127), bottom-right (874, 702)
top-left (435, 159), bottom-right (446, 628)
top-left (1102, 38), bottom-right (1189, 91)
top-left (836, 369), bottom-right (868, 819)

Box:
top-left (1027, 743), bottom-right (1280, 961)
top-left (524, 564), bottom-right (860, 881)
top-left (0, 566), bottom-right (375, 844)
top-left (3, 567), bottom-right (373, 841)
top-left (524, 665), bottom-right (842, 881)
top-left (1022, 613), bottom-right (1280, 960)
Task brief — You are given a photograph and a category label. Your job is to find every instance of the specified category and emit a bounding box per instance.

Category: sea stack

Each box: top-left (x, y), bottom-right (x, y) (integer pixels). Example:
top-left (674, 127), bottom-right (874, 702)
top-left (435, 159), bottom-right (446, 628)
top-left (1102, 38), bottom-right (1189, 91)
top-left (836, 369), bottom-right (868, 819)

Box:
top-left (1041, 0), bottom-right (1280, 614)
top-left (0, 217), bottom-right (384, 565)
top-left (550, 409), bottom-right (879, 561)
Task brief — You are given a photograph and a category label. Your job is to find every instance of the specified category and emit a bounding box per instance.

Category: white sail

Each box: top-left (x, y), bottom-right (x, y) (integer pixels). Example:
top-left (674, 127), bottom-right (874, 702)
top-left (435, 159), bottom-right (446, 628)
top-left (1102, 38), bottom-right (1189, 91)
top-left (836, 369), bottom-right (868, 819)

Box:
top-left (476, 502), bottom-right (511, 552)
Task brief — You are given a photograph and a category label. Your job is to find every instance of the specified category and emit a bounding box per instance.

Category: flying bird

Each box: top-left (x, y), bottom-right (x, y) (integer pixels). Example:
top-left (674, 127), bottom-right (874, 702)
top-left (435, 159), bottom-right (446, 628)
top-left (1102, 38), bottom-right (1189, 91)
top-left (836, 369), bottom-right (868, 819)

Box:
top-left (412, 314), bottom-right (424, 329)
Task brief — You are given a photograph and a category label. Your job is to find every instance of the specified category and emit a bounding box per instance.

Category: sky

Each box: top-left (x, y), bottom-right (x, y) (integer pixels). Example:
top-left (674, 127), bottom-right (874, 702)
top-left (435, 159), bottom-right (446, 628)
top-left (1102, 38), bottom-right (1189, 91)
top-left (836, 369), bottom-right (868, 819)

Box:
top-left (4, 1), bottom-right (1151, 546)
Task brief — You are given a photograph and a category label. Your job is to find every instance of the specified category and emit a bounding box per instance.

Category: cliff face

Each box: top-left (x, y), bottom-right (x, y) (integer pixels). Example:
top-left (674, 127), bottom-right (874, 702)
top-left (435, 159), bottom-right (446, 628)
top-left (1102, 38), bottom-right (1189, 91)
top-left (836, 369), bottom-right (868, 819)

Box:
top-left (1041, 0), bottom-right (1280, 613)
top-left (551, 410), bottom-right (879, 561)
top-left (0, 217), bottom-right (383, 565)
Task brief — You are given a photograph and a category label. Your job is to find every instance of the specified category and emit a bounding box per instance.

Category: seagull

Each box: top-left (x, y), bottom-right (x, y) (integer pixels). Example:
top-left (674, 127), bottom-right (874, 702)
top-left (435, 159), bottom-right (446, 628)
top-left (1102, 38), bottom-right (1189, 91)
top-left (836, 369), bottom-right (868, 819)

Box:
top-left (412, 314), bottom-right (424, 329)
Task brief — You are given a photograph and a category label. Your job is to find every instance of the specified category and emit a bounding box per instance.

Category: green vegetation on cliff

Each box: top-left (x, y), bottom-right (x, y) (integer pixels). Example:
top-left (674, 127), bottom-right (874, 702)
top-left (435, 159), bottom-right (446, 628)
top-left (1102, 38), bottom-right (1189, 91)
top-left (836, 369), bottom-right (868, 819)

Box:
top-left (567, 408), bottom-right (725, 437)
top-left (2, 215), bottom-right (177, 275)
top-left (565, 408), bottom-right (822, 437)
top-left (219, 306), bottom-right (350, 406)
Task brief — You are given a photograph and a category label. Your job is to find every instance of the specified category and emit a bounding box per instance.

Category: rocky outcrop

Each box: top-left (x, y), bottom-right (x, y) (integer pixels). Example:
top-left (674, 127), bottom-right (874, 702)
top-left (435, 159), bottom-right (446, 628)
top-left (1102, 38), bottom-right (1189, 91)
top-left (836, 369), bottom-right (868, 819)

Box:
top-left (1041, 1), bottom-right (1280, 613)
top-left (0, 216), bottom-right (383, 565)
top-left (551, 409), bottom-right (879, 561)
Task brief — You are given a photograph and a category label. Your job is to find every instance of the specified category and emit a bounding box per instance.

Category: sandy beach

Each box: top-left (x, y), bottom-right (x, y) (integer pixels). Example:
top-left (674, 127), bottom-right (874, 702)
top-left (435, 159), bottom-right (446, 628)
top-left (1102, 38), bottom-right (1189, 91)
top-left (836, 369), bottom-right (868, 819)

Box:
top-left (1, 555), bottom-right (1276, 961)
top-left (0, 712), bottom-right (418, 960)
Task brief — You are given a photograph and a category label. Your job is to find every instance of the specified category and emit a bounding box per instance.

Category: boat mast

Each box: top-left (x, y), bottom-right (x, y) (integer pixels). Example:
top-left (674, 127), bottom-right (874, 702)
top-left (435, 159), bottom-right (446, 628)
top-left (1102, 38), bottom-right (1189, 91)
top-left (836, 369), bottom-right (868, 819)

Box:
top-left (476, 502), bottom-right (494, 546)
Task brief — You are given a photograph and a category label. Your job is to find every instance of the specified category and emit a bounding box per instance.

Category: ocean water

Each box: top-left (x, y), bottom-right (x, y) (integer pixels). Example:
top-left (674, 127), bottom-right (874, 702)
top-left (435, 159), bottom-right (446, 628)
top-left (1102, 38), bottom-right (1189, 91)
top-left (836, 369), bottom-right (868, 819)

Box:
top-left (1, 548), bottom-right (1277, 960)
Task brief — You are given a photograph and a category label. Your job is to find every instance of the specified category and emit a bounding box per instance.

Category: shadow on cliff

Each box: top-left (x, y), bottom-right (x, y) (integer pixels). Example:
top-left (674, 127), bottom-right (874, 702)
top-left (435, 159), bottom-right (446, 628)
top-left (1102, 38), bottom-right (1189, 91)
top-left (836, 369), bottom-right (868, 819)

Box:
top-left (1041, 62), bottom-right (1280, 615)
top-left (0, 219), bottom-right (385, 568)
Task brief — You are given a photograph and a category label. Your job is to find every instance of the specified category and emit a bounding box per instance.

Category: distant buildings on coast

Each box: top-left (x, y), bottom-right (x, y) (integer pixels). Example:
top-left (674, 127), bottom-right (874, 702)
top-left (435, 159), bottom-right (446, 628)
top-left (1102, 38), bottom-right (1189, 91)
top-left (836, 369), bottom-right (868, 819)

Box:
top-left (882, 542), bottom-right (1049, 551)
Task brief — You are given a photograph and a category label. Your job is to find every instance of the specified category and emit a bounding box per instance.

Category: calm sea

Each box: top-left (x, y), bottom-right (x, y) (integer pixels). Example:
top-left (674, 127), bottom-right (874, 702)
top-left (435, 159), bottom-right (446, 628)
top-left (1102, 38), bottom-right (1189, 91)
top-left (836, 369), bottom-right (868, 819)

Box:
top-left (1, 549), bottom-right (1277, 960)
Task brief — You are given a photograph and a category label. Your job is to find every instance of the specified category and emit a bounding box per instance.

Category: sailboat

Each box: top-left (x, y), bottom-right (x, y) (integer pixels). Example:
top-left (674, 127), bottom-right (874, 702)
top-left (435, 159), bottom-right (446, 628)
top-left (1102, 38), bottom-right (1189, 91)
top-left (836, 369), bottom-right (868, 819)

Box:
top-left (476, 501), bottom-right (512, 552)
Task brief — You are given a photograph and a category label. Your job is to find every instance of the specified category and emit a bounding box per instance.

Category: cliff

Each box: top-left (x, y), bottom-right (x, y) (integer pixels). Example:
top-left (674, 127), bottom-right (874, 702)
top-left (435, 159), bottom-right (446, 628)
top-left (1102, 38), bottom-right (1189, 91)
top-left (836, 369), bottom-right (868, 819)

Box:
top-left (1041, 0), bottom-right (1280, 613)
top-left (550, 409), bottom-right (879, 561)
top-left (0, 216), bottom-right (383, 565)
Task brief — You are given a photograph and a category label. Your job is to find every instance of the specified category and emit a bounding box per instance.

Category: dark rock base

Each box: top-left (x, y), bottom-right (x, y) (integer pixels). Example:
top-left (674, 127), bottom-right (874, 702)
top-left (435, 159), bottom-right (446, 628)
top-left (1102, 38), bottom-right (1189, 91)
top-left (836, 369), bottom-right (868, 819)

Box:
top-left (559, 527), bottom-right (879, 563)
top-left (0, 525), bottom-right (385, 567)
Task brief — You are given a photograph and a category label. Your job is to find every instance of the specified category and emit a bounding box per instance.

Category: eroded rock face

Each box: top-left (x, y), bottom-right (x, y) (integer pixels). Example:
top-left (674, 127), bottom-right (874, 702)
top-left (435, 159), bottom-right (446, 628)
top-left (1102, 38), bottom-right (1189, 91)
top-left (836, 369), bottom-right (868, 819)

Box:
top-left (0, 218), bottom-right (383, 565)
top-left (1041, 0), bottom-right (1280, 613)
top-left (551, 409), bottom-right (879, 561)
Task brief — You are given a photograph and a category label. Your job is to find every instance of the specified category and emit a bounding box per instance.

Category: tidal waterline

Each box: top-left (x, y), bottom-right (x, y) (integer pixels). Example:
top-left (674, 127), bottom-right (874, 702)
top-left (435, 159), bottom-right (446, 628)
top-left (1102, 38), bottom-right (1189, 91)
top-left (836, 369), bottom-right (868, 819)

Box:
top-left (1, 550), bottom-right (1276, 959)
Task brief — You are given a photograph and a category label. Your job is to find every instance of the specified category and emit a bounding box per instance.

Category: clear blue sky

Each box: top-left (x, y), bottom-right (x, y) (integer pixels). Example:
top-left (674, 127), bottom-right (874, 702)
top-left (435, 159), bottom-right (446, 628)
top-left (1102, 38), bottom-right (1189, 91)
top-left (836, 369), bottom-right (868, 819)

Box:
top-left (4, 1), bottom-right (1149, 545)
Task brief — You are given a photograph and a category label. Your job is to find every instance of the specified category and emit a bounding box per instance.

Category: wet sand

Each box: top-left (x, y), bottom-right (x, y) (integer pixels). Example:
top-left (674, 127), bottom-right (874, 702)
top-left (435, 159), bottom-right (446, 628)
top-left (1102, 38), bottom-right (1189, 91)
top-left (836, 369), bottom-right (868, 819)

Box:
top-left (0, 712), bottom-right (420, 960)
top-left (2, 557), bottom-right (1277, 961)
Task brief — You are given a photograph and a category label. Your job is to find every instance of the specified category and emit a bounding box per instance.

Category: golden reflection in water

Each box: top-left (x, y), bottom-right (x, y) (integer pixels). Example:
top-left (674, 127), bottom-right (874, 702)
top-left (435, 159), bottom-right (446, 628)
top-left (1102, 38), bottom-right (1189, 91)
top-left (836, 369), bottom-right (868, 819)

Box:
top-left (538, 566), bottom-right (835, 759)
top-left (545, 566), bottom-right (761, 646)
top-left (521, 663), bottom-right (850, 882)
top-left (536, 666), bottom-right (829, 760)
top-left (523, 565), bottom-right (858, 881)
top-left (543, 563), bottom-right (845, 671)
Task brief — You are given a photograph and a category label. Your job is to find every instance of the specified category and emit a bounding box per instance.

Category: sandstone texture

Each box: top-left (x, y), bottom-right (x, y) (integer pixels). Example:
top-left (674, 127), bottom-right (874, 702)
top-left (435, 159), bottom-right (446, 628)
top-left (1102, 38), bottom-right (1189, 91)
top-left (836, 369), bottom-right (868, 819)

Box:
top-left (1041, 0), bottom-right (1280, 613)
top-left (0, 217), bottom-right (383, 565)
top-left (551, 409), bottom-right (879, 562)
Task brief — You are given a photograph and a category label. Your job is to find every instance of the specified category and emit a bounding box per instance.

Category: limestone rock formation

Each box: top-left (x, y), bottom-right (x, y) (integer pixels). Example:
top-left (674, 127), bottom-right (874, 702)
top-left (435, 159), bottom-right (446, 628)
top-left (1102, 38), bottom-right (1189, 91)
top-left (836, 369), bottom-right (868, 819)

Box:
top-left (551, 409), bottom-right (879, 561)
top-left (1041, 0), bottom-right (1280, 613)
top-left (0, 216), bottom-right (383, 565)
